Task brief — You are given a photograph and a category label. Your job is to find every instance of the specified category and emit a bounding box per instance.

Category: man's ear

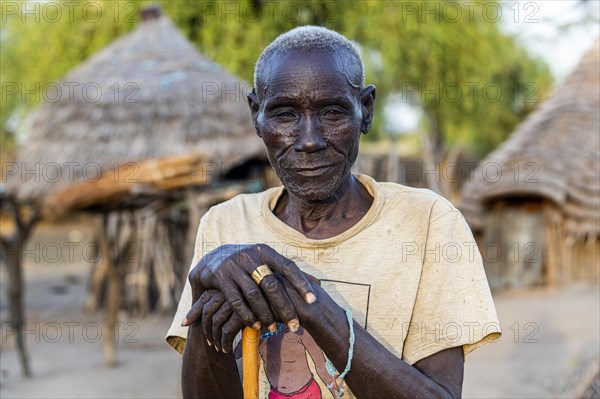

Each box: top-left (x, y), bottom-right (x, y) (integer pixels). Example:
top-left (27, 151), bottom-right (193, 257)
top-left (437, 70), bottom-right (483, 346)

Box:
top-left (360, 84), bottom-right (376, 134)
top-left (247, 89), bottom-right (262, 138)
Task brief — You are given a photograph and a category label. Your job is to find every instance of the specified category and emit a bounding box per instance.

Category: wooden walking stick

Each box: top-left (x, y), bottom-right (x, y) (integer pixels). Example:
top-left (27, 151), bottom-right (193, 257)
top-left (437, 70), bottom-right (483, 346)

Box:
top-left (242, 327), bottom-right (261, 399)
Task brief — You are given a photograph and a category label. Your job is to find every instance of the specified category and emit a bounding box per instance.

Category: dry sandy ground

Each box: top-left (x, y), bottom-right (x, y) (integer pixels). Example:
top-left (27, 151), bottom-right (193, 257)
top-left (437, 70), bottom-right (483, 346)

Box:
top-left (0, 222), bottom-right (182, 398)
top-left (463, 283), bottom-right (599, 398)
top-left (1, 222), bottom-right (598, 398)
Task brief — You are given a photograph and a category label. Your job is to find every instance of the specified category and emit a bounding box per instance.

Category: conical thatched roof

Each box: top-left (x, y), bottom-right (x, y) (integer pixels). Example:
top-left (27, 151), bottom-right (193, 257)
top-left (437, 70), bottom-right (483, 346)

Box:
top-left (7, 11), bottom-right (264, 204)
top-left (460, 38), bottom-right (600, 238)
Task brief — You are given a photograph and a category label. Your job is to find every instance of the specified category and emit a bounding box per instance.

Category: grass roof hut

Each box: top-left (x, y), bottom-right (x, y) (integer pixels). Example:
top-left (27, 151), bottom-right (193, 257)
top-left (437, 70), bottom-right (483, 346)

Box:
top-left (11, 7), bottom-right (264, 206)
top-left (2, 7), bottom-right (267, 369)
top-left (460, 38), bottom-right (599, 290)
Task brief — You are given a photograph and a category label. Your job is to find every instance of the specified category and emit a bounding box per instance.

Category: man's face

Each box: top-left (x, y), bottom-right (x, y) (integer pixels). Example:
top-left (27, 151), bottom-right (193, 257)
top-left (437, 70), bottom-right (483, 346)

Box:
top-left (249, 50), bottom-right (375, 203)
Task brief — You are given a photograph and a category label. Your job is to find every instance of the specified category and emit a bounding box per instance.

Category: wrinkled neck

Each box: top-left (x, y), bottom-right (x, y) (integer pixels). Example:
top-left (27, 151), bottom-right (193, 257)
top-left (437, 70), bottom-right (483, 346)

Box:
top-left (274, 175), bottom-right (373, 239)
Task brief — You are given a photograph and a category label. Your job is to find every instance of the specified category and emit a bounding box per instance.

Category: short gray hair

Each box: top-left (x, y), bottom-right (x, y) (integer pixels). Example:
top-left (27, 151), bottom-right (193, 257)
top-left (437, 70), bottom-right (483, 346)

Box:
top-left (253, 26), bottom-right (365, 97)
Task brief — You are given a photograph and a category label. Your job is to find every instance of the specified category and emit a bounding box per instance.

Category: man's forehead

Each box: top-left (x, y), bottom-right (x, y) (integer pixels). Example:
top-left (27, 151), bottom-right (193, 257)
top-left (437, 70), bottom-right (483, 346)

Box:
top-left (260, 49), bottom-right (358, 97)
top-left (269, 49), bottom-right (349, 75)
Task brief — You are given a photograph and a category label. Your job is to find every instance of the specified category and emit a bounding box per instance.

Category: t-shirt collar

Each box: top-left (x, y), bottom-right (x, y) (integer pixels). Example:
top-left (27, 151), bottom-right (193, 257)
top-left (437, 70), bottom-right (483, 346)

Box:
top-left (260, 174), bottom-right (385, 247)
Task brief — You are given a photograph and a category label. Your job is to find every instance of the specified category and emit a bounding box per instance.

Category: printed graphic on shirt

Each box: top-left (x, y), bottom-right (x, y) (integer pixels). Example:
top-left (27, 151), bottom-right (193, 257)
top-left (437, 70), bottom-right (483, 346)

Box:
top-left (321, 279), bottom-right (371, 329)
top-left (260, 325), bottom-right (341, 399)
top-left (234, 324), bottom-right (342, 398)
top-left (234, 279), bottom-right (373, 399)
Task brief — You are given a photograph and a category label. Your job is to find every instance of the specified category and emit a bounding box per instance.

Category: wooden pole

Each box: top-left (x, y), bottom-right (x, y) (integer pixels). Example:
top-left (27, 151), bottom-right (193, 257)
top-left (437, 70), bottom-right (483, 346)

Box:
top-left (3, 238), bottom-right (32, 377)
top-left (100, 215), bottom-right (119, 367)
top-left (242, 327), bottom-right (260, 399)
top-left (0, 198), bottom-right (40, 377)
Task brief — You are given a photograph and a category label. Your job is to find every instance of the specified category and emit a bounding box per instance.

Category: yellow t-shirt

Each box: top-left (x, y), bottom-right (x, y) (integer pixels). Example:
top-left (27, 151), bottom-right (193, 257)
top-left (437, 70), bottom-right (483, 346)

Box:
top-left (166, 174), bottom-right (501, 398)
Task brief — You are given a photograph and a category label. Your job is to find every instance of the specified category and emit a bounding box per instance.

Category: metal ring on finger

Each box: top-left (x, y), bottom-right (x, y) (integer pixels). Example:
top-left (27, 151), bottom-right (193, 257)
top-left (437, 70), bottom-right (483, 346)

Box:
top-left (251, 264), bottom-right (273, 285)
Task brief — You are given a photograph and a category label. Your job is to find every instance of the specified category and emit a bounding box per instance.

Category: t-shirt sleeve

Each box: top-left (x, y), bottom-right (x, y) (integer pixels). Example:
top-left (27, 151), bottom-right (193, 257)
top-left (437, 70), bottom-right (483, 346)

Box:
top-left (402, 200), bottom-right (501, 365)
top-left (165, 212), bottom-right (209, 355)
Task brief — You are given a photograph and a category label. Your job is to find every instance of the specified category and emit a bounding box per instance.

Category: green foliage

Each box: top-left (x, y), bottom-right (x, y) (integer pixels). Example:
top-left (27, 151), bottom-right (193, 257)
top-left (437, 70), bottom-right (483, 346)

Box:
top-left (1, 0), bottom-right (553, 157)
top-left (1, 0), bottom-right (140, 135)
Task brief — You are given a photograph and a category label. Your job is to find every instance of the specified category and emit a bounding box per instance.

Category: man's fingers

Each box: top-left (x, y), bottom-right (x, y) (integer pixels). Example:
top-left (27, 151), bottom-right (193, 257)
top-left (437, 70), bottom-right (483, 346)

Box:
top-left (259, 275), bottom-right (299, 332)
top-left (258, 245), bottom-right (316, 304)
top-left (211, 305), bottom-right (232, 352)
top-left (303, 271), bottom-right (322, 287)
top-left (221, 313), bottom-right (244, 354)
top-left (201, 292), bottom-right (226, 344)
top-left (184, 289), bottom-right (221, 327)
top-left (233, 273), bottom-right (275, 330)
top-left (183, 299), bottom-right (203, 327)
top-left (224, 288), bottom-right (259, 328)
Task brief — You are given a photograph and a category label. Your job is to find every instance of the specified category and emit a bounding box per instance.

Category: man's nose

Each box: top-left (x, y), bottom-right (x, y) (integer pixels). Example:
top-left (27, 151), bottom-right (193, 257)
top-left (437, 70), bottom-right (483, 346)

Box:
top-left (293, 116), bottom-right (327, 153)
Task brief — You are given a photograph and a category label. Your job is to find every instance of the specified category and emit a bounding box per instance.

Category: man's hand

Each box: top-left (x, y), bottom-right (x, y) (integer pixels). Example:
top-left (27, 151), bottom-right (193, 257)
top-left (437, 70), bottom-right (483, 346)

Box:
top-left (185, 272), bottom-right (322, 353)
top-left (183, 244), bottom-right (316, 336)
top-left (184, 289), bottom-right (243, 352)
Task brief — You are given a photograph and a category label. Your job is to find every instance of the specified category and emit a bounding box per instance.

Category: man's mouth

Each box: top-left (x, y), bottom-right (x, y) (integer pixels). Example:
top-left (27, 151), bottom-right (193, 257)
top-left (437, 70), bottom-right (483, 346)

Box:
top-left (293, 164), bottom-right (335, 171)
top-left (291, 164), bottom-right (337, 177)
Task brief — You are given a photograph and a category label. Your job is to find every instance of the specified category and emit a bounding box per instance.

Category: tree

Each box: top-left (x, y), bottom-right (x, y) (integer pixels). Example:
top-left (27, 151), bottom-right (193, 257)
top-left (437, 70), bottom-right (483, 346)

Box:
top-left (2, 0), bottom-right (553, 159)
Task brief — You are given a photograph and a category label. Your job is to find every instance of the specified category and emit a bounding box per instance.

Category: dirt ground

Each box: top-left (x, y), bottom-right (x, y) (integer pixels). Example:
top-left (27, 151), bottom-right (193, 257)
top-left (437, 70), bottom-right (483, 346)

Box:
top-left (1, 221), bottom-right (598, 398)
top-left (463, 284), bottom-right (599, 398)
top-left (0, 221), bottom-right (182, 398)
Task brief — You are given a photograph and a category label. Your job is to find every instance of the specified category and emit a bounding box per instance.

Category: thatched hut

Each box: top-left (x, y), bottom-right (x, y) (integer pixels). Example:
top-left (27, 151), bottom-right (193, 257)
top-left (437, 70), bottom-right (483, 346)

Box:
top-left (460, 39), bottom-right (599, 290)
top-left (11, 7), bottom-right (264, 206)
top-left (3, 7), bottom-right (266, 369)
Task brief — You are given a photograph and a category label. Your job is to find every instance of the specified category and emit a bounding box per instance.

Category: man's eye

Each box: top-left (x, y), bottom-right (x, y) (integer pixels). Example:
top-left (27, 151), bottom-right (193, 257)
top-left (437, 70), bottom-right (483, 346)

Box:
top-left (322, 108), bottom-right (345, 117)
top-left (274, 110), bottom-right (296, 118)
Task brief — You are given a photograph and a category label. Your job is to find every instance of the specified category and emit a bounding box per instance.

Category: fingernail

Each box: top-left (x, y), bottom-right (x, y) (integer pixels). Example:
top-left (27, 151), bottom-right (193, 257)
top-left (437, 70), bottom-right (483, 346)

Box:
top-left (181, 317), bottom-right (188, 327)
top-left (287, 319), bottom-right (299, 333)
top-left (268, 323), bottom-right (278, 333)
top-left (215, 345), bottom-right (220, 352)
top-left (305, 292), bottom-right (316, 304)
top-left (252, 321), bottom-right (262, 330)
top-left (222, 348), bottom-right (228, 354)
top-left (206, 339), bottom-right (212, 347)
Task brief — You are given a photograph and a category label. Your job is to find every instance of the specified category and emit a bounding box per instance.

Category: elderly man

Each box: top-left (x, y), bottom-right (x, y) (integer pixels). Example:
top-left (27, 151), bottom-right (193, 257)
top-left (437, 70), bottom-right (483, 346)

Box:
top-left (166, 26), bottom-right (500, 399)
